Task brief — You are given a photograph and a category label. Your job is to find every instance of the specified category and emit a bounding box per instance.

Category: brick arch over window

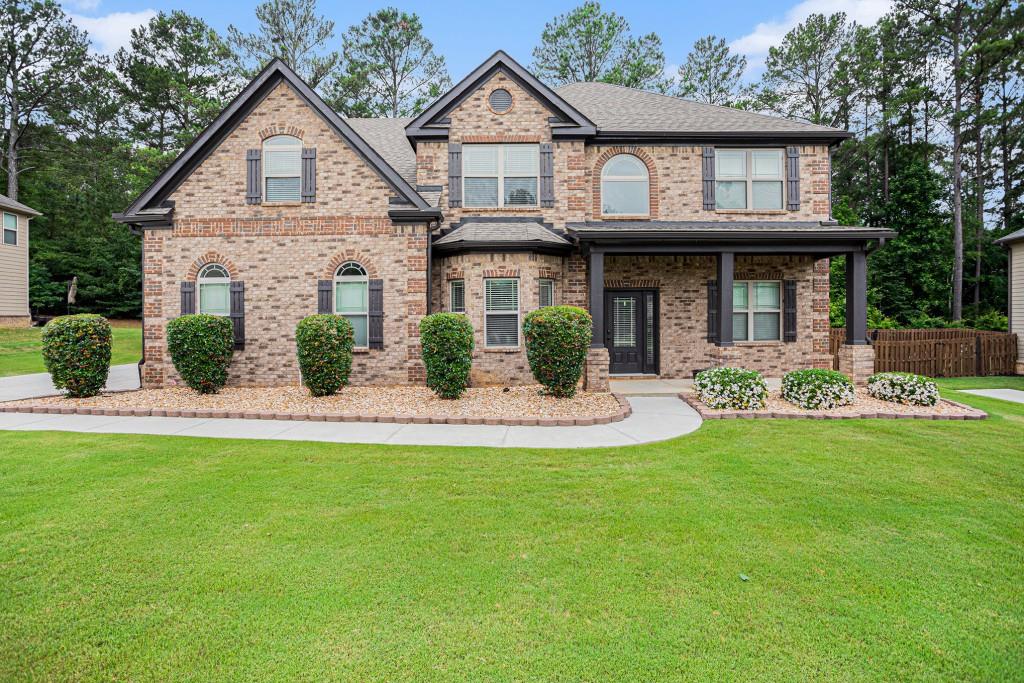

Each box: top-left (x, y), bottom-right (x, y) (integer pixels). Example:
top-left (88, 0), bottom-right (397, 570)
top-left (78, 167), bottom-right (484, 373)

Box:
top-left (323, 250), bottom-right (381, 280)
top-left (592, 147), bottom-right (660, 219)
top-left (258, 124), bottom-right (306, 140)
top-left (186, 252), bottom-right (240, 281)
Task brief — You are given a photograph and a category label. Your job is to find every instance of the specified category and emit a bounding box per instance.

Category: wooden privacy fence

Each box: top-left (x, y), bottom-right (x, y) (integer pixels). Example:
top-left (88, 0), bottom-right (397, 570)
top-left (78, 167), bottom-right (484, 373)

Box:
top-left (830, 328), bottom-right (1018, 377)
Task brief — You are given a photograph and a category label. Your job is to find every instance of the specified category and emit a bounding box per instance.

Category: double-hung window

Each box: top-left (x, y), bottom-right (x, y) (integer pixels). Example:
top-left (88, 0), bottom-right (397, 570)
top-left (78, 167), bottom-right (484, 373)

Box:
top-left (715, 149), bottom-right (784, 210)
top-left (263, 135), bottom-right (302, 202)
top-left (538, 278), bottom-right (554, 308)
top-left (484, 278), bottom-right (519, 347)
top-left (463, 144), bottom-right (539, 207)
top-left (334, 261), bottom-right (369, 347)
top-left (2, 212), bottom-right (16, 246)
top-left (733, 281), bottom-right (781, 341)
top-left (197, 264), bottom-right (231, 316)
top-left (449, 279), bottom-right (465, 313)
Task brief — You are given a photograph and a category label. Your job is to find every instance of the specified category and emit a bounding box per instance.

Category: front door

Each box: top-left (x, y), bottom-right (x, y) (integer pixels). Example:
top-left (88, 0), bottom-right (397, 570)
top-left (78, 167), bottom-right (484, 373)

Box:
top-left (604, 290), bottom-right (658, 375)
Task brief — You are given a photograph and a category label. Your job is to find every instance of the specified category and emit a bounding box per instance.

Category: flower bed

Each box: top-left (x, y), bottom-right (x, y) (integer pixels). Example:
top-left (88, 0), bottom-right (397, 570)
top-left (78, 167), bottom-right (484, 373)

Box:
top-left (693, 367), bottom-right (768, 410)
top-left (867, 372), bottom-right (939, 406)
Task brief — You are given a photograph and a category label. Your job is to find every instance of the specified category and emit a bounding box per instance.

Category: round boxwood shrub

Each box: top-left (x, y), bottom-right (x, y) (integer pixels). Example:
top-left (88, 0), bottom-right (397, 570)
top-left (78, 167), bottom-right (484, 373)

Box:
top-left (781, 368), bottom-right (856, 409)
top-left (694, 367), bottom-right (768, 410)
top-left (166, 314), bottom-right (235, 394)
top-left (41, 314), bottom-right (112, 398)
top-left (522, 306), bottom-right (592, 397)
top-left (419, 313), bottom-right (474, 399)
top-left (867, 372), bottom-right (939, 406)
top-left (295, 315), bottom-right (355, 397)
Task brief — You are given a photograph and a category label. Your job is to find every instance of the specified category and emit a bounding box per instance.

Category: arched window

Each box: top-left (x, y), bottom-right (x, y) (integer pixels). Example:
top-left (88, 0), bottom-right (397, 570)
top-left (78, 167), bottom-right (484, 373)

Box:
top-left (263, 135), bottom-right (302, 202)
top-left (197, 263), bottom-right (231, 316)
top-left (601, 154), bottom-right (650, 216)
top-left (334, 261), bottom-right (368, 347)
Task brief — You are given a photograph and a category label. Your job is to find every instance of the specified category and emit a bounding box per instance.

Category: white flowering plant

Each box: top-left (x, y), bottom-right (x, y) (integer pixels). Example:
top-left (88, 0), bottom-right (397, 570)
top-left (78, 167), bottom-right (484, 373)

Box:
top-left (867, 372), bottom-right (939, 406)
top-left (694, 367), bottom-right (768, 410)
top-left (781, 369), bottom-right (856, 410)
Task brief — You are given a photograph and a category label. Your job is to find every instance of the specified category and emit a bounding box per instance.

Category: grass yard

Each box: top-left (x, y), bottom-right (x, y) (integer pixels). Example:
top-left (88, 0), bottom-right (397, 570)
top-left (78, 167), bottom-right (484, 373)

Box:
top-left (1, 379), bottom-right (1022, 681)
top-left (0, 323), bottom-right (142, 377)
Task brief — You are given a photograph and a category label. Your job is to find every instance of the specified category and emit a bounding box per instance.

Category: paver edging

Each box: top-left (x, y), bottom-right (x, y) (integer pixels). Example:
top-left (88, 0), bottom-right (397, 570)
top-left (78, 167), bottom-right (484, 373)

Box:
top-left (678, 393), bottom-right (987, 421)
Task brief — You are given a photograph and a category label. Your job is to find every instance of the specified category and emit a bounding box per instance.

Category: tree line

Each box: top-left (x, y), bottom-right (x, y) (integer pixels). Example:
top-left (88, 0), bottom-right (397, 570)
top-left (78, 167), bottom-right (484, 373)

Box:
top-left (2, 0), bottom-right (1020, 328)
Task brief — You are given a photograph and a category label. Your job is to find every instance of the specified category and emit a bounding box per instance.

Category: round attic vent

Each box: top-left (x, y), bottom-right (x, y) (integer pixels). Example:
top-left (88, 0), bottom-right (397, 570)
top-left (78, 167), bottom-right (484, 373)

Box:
top-left (488, 88), bottom-right (513, 113)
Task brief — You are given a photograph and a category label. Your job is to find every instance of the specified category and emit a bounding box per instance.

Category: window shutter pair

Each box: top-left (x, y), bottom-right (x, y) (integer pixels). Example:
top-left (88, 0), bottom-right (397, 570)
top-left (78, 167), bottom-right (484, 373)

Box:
top-left (706, 279), bottom-right (718, 343)
top-left (246, 147), bottom-right (316, 203)
top-left (301, 148), bottom-right (316, 202)
top-left (448, 143), bottom-right (462, 208)
top-left (178, 281), bottom-right (245, 349)
top-left (539, 143), bottom-right (555, 207)
top-left (315, 278), bottom-right (384, 349)
top-left (783, 279), bottom-right (797, 342)
top-left (786, 146), bottom-right (800, 210)
top-left (180, 281), bottom-right (196, 314)
top-left (701, 147), bottom-right (716, 210)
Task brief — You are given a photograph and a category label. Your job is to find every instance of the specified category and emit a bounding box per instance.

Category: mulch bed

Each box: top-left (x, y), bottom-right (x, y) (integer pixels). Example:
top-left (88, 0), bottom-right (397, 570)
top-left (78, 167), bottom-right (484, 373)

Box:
top-left (680, 389), bottom-right (986, 420)
top-left (0, 385), bottom-right (631, 427)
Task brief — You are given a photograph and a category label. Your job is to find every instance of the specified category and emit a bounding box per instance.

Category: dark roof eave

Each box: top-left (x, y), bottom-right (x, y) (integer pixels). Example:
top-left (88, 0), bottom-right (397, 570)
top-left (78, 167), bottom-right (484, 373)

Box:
top-left (389, 207), bottom-right (443, 223)
top-left (573, 228), bottom-right (896, 242)
top-left (432, 239), bottom-right (573, 255)
top-left (591, 129), bottom-right (853, 145)
top-left (112, 211), bottom-right (173, 228)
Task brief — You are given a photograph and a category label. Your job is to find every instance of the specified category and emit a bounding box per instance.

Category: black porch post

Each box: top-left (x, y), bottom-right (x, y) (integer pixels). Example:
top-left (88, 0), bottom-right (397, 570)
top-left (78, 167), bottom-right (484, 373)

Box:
top-left (845, 250), bottom-right (869, 344)
top-left (589, 249), bottom-right (605, 347)
top-left (716, 251), bottom-right (734, 346)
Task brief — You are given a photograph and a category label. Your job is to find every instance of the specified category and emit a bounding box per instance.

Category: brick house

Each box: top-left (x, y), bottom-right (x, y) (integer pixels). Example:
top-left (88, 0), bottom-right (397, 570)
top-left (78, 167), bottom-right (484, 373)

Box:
top-left (115, 52), bottom-right (892, 391)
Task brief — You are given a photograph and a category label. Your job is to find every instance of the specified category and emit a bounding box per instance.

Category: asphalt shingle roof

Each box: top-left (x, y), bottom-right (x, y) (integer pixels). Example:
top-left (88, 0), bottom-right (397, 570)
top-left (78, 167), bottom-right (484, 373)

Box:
top-left (995, 227), bottom-right (1024, 245)
top-left (0, 193), bottom-right (40, 216)
top-left (435, 219), bottom-right (571, 246)
top-left (345, 116), bottom-right (417, 184)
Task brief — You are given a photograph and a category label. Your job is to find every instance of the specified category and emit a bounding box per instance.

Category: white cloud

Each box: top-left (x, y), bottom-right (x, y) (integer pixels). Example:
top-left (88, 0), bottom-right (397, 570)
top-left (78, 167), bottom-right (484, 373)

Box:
top-left (70, 9), bottom-right (157, 54)
top-left (731, 0), bottom-right (893, 73)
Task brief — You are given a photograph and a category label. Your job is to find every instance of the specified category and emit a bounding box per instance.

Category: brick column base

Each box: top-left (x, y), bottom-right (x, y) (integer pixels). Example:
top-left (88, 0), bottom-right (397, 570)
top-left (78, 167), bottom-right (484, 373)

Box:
top-left (837, 343), bottom-right (875, 385)
top-left (584, 347), bottom-right (610, 393)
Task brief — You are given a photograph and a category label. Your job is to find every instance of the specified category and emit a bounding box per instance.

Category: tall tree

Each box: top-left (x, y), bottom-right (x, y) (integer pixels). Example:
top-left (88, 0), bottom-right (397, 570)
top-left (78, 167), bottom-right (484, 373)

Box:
top-left (531, 1), bottom-right (668, 91)
top-left (328, 8), bottom-right (450, 118)
top-left (227, 0), bottom-right (340, 90)
top-left (0, 0), bottom-right (89, 200)
top-left (115, 11), bottom-right (237, 154)
top-left (675, 35), bottom-right (748, 105)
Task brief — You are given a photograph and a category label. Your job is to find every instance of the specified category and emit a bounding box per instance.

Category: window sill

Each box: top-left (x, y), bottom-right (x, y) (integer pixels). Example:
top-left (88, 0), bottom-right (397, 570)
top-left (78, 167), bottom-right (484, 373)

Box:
top-left (353, 347), bottom-right (371, 354)
top-left (714, 209), bottom-right (788, 215)
top-left (733, 341), bottom-right (784, 347)
top-left (463, 207), bottom-right (541, 212)
top-left (600, 214), bottom-right (650, 220)
top-left (262, 201), bottom-right (304, 207)
top-left (483, 347), bottom-right (521, 353)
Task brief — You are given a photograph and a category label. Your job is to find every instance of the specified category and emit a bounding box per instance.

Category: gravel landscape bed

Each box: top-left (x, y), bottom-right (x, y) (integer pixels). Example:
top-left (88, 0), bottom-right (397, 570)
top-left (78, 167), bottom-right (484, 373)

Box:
top-left (1, 385), bottom-right (629, 426)
top-left (681, 389), bottom-right (986, 420)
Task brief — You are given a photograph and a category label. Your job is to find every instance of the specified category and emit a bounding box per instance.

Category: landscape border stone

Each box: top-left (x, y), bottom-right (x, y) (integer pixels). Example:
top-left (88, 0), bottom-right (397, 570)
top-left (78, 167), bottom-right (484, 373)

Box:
top-left (679, 393), bottom-right (986, 421)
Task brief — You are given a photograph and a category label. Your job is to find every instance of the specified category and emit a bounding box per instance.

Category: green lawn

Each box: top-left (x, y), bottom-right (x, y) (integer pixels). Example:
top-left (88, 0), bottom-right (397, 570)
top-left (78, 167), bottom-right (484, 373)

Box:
top-left (1, 381), bottom-right (1022, 681)
top-left (0, 324), bottom-right (142, 377)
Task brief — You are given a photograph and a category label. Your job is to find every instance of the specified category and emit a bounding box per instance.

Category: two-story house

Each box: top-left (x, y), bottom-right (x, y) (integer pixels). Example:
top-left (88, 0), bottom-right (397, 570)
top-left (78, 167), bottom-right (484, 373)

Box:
top-left (115, 51), bottom-right (893, 391)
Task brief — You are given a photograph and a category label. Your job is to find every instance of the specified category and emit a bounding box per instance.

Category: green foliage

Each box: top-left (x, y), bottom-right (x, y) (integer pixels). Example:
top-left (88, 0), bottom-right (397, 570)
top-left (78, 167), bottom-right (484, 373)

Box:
top-left (781, 369), bottom-right (855, 409)
top-left (166, 314), bottom-right (234, 394)
top-left (419, 313), bottom-right (474, 399)
top-left (41, 314), bottom-right (112, 397)
top-left (676, 35), bottom-right (749, 106)
top-left (867, 372), bottom-right (939, 406)
top-left (694, 367), bottom-right (768, 410)
top-left (522, 306), bottom-right (592, 398)
top-left (969, 311), bottom-right (1008, 332)
top-left (295, 315), bottom-right (354, 397)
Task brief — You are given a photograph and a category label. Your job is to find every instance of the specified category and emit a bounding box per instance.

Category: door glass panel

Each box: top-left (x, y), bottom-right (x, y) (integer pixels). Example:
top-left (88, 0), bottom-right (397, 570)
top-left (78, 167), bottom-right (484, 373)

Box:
top-left (613, 297), bottom-right (636, 346)
top-left (645, 295), bottom-right (655, 367)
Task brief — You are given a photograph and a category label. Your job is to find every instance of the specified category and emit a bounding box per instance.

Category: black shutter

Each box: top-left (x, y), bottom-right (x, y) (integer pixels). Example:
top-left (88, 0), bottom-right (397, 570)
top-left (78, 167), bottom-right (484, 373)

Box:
top-left (448, 143), bottom-right (462, 208)
top-left (540, 142), bottom-right (554, 207)
top-left (317, 279), bottom-right (332, 314)
top-left (706, 279), bottom-right (719, 343)
top-left (301, 147), bottom-right (316, 203)
top-left (702, 146), bottom-right (716, 210)
top-left (783, 279), bottom-right (797, 342)
top-left (180, 281), bottom-right (195, 315)
top-left (368, 278), bottom-right (384, 349)
top-left (786, 146), bottom-right (800, 211)
top-left (229, 281), bottom-right (245, 350)
top-left (246, 149), bottom-right (262, 205)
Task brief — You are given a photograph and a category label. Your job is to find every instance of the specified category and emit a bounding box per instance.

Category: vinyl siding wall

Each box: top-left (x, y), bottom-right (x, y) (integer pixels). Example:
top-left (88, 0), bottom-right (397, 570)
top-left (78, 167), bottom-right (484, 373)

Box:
top-left (1011, 243), bottom-right (1024, 364)
top-left (0, 212), bottom-right (30, 318)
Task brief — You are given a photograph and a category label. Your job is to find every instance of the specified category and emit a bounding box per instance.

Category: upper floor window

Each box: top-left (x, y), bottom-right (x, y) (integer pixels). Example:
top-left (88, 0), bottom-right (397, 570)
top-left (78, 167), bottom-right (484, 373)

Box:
top-left (334, 261), bottom-right (368, 347)
top-left (601, 154), bottom-right (649, 216)
top-left (263, 135), bottom-right (302, 202)
top-left (463, 144), bottom-right (538, 208)
top-left (715, 149), bottom-right (784, 210)
top-left (2, 212), bottom-right (16, 246)
top-left (197, 264), bottom-right (231, 316)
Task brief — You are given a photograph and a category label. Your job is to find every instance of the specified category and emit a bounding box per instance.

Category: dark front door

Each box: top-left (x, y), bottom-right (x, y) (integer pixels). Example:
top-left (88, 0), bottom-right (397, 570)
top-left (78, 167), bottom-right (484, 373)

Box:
top-left (604, 289), bottom-right (658, 375)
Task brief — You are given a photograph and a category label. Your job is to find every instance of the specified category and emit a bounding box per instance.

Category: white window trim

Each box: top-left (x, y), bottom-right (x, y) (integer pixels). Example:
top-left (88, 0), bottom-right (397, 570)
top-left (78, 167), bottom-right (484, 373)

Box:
top-left (538, 278), bottom-right (555, 308)
top-left (463, 144), bottom-right (540, 208)
top-left (733, 280), bottom-right (782, 342)
top-left (484, 277), bottom-right (520, 348)
top-left (449, 279), bottom-right (466, 313)
top-left (263, 134), bottom-right (302, 203)
top-left (2, 212), bottom-right (17, 246)
top-left (197, 264), bottom-right (231, 316)
top-left (600, 155), bottom-right (650, 216)
top-left (333, 262), bottom-right (369, 348)
top-left (715, 149), bottom-right (785, 211)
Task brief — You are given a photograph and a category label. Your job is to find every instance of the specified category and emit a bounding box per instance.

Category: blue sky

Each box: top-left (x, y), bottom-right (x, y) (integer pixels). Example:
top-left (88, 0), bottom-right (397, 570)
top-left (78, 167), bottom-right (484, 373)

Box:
top-left (63, 0), bottom-right (892, 80)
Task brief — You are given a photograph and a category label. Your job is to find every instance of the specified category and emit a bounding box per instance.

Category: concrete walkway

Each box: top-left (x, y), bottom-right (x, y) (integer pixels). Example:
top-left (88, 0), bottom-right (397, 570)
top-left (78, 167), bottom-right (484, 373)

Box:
top-left (0, 363), bottom-right (140, 402)
top-left (0, 396), bottom-right (702, 448)
top-left (957, 388), bottom-right (1024, 404)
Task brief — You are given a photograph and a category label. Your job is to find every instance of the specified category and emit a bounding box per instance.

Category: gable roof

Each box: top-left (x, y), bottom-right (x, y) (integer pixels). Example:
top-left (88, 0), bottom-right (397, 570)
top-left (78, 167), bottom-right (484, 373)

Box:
top-left (995, 227), bottom-right (1024, 246)
top-left (405, 50), bottom-right (597, 142)
top-left (117, 59), bottom-right (429, 222)
top-left (0, 193), bottom-right (40, 216)
top-left (346, 116), bottom-right (416, 184)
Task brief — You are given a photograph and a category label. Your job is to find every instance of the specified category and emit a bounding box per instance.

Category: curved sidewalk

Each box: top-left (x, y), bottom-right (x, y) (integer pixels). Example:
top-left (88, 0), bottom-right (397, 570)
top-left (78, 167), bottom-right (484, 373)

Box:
top-left (0, 396), bottom-right (701, 448)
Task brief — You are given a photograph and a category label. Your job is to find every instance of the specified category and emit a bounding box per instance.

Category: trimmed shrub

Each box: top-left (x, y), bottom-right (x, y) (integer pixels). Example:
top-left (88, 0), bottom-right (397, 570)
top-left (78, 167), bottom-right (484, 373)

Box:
top-left (522, 306), bottom-right (592, 397)
top-left (41, 314), bottom-right (112, 398)
top-left (419, 313), bottom-right (474, 399)
top-left (694, 367), bottom-right (768, 410)
top-left (166, 314), bottom-right (235, 394)
top-left (295, 315), bottom-right (355, 397)
top-left (782, 368), bottom-right (855, 409)
top-left (867, 372), bottom-right (939, 406)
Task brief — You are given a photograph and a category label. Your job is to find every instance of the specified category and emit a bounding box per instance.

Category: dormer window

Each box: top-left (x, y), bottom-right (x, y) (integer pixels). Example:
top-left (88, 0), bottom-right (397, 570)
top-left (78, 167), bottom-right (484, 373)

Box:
top-left (263, 135), bottom-right (302, 202)
top-left (463, 144), bottom-right (539, 208)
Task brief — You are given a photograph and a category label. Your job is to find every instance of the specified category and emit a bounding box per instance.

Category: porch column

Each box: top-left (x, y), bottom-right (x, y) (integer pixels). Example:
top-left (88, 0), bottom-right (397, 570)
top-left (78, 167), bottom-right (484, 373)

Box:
top-left (716, 251), bottom-right (734, 347)
top-left (845, 250), bottom-right (868, 344)
top-left (589, 249), bottom-right (605, 347)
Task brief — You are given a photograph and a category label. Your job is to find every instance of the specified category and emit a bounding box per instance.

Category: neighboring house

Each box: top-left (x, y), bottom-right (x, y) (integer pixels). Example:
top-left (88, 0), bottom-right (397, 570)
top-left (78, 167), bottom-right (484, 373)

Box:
top-left (0, 193), bottom-right (41, 327)
top-left (996, 228), bottom-right (1024, 374)
top-left (115, 52), bottom-right (893, 391)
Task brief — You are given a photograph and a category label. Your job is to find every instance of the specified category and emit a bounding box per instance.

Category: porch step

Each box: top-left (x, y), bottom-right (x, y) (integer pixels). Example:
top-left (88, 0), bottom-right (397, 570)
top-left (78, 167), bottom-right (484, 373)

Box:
top-left (609, 379), bottom-right (691, 396)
